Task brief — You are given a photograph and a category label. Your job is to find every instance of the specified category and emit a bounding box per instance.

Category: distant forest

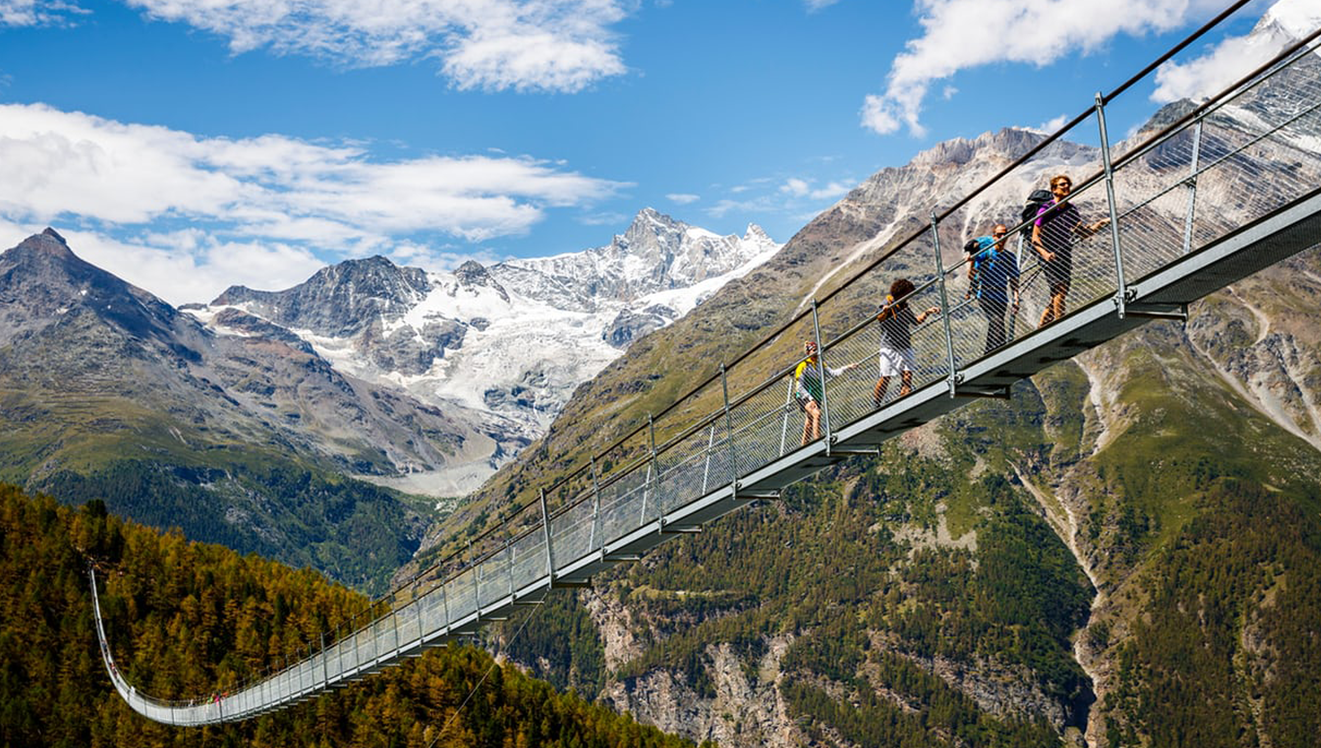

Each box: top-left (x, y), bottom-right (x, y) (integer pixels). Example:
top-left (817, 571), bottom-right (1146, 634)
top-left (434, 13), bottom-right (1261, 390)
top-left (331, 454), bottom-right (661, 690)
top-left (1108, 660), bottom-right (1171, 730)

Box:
top-left (0, 483), bottom-right (702, 747)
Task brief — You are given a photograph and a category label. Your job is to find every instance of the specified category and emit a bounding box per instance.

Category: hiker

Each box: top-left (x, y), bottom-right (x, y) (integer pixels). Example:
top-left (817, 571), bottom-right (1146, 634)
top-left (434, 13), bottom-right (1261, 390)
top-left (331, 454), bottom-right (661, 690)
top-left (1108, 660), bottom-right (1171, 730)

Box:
top-left (965, 223), bottom-right (1020, 353)
top-left (873, 278), bottom-right (940, 407)
top-left (794, 340), bottom-right (858, 445)
top-left (1033, 174), bottom-right (1108, 327)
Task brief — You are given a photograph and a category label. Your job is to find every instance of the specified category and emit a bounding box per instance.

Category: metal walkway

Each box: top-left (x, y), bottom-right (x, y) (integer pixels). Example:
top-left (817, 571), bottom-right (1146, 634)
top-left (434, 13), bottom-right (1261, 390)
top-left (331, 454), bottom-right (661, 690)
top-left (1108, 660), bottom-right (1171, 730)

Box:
top-left (93, 19), bottom-right (1321, 726)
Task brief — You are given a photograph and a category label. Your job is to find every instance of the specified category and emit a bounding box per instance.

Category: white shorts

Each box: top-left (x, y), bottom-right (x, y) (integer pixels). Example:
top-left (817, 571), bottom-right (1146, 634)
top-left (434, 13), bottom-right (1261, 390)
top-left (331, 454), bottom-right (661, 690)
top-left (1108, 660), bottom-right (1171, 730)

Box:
top-left (878, 347), bottom-right (916, 377)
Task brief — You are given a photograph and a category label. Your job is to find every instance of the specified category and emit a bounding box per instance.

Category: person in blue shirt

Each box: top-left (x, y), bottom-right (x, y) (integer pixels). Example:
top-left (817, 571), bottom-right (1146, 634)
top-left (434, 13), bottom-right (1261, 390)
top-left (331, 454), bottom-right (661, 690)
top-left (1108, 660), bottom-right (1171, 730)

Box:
top-left (965, 223), bottom-right (1020, 353)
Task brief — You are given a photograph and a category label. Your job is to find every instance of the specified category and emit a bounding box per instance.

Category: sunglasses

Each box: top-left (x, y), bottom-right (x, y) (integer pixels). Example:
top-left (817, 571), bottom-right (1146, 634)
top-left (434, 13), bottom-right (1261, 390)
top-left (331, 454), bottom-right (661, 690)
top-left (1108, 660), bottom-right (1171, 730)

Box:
top-left (992, 231), bottom-right (1008, 237)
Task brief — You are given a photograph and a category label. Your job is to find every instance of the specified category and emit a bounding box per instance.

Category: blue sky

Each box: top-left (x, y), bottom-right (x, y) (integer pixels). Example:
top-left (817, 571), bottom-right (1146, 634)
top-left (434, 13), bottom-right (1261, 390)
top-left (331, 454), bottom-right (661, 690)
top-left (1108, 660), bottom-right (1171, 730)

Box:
top-left (0, 0), bottom-right (1298, 304)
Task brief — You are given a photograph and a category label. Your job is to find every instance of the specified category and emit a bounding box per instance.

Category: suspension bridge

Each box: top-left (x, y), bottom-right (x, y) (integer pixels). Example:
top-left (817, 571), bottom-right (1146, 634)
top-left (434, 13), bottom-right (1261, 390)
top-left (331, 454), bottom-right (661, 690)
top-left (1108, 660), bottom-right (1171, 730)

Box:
top-left (92, 12), bottom-right (1321, 726)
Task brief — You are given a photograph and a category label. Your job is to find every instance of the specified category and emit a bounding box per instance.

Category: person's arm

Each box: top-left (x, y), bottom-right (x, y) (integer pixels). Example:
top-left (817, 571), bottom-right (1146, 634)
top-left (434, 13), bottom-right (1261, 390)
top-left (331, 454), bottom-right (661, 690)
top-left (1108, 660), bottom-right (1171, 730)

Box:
top-left (914, 305), bottom-right (940, 323)
top-left (1009, 270), bottom-right (1020, 308)
top-left (827, 362), bottom-right (860, 378)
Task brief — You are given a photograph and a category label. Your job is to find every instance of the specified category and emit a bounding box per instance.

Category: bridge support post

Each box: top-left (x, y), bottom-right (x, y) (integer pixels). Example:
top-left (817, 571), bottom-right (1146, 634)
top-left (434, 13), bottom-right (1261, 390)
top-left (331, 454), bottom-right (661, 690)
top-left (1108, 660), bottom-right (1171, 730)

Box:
top-left (470, 540), bottom-right (481, 624)
top-left (701, 424), bottom-right (716, 494)
top-left (352, 616), bottom-right (361, 678)
top-left (540, 489), bottom-right (555, 588)
top-left (441, 580), bottom-right (450, 631)
top-left (589, 456), bottom-right (602, 552)
top-left (811, 299), bottom-right (833, 454)
top-left (1182, 119), bottom-right (1203, 256)
top-left (414, 579), bottom-right (424, 644)
top-left (506, 537), bottom-right (515, 600)
top-left (641, 413), bottom-right (657, 524)
top-left (721, 363), bottom-right (737, 499)
top-left (930, 214), bottom-right (958, 397)
top-left (1095, 92), bottom-right (1130, 319)
top-left (778, 381), bottom-right (793, 457)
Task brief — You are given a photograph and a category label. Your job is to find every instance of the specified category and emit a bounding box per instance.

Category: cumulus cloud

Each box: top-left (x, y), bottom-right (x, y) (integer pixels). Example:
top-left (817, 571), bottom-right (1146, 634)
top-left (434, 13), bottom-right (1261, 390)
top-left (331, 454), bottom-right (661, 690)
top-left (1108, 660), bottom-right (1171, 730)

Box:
top-left (1152, 0), bottom-right (1321, 103)
top-left (666, 193), bottom-right (700, 204)
top-left (0, 103), bottom-right (626, 300)
top-left (116, 0), bottom-right (631, 92)
top-left (4, 0), bottom-right (631, 91)
top-left (0, 102), bottom-right (625, 242)
top-left (0, 216), bottom-right (327, 304)
top-left (863, 0), bottom-right (1225, 137)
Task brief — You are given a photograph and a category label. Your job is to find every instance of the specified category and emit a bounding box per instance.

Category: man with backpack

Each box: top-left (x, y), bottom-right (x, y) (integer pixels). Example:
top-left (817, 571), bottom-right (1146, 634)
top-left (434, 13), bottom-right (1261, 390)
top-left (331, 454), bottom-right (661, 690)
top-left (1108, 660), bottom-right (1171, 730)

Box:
top-left (964, 223), bottom-right (1020, 353)
top-left (1031, 174), bottom-right (1108, 327)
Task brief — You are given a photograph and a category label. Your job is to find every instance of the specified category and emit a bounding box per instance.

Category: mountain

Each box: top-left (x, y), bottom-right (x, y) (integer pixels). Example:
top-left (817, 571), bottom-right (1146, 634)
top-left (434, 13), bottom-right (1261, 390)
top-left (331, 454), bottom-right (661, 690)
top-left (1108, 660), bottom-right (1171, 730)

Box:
top-left (200, 208), bottom-right (779, 495)
top-left (408, 15), bottom-right (1321, 747)
top-left (0, 228), bottom-right (485, 592)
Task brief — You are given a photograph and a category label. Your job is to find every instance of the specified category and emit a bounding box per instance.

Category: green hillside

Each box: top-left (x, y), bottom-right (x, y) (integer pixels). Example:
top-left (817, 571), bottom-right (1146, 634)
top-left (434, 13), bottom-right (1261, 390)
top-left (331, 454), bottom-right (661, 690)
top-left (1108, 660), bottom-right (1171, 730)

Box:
top-left (0, 483), bottom-right (700, 748)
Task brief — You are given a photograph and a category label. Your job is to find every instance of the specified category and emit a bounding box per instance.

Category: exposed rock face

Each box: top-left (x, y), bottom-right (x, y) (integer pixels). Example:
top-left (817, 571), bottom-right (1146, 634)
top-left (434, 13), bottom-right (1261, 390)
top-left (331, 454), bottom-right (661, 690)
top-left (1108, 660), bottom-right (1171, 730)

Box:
top-left (214, 255), bottom-right (431, 337)
top-left (603, 304), bottom-right (677, 349)
top-left (605, 637), bottom-right (803, 747)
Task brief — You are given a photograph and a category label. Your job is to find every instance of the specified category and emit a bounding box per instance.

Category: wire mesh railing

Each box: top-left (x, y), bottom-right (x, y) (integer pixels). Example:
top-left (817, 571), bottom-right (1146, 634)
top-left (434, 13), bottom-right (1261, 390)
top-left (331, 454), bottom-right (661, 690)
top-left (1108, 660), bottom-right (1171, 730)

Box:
top-left (92, 14), bottom-right (1321, 725)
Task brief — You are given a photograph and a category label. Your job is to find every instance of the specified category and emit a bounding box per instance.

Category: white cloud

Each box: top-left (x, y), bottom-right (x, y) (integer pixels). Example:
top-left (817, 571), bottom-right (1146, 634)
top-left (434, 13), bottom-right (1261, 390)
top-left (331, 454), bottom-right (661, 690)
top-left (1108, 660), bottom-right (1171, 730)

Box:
top-left (666, 193), bottom-right (700, 204)
top-left (863, 0), bottom-right (1225, 136)
top-left (0, 221), bottom-right (328, 304)
top-left (1151, 3), bottom-right (1316, 103)
top-left (710, 174), bottom-right (853, 219)
top-left (0, 103), bottom-right (627, 301)
top-left (116, 0), bottom-right (632, 92)
top-left (804, 0), bottom-right (839, 11)
top-left (0, 102), bottom-right (626, 244)
top-left (1035, 114), bottom-right (1069, 134)
top-left (0, 0), bottom-right (86, 27)
top-left (780, 177), bottom-right (850, 200)
top-left (781, 178), bottom-right (811, 197)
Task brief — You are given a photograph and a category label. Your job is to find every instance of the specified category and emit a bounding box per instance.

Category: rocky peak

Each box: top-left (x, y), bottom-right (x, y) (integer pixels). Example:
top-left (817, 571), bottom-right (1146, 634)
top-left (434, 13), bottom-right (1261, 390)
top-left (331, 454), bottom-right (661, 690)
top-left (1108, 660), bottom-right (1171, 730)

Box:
top-left (617, 208), bottom-right (684, 255)
top-left (0, 229), bottom-right (185, 351)
top-left (743, 223), bottom-right (773, 244)
top-left (453, 260), bottom-right (510, 302)
top-left (910, 128), bottom-right (1095, 169)
top-left (5, 227), bottom-right (77, 264)
top-left (211, 254), bottom-right (431, 337)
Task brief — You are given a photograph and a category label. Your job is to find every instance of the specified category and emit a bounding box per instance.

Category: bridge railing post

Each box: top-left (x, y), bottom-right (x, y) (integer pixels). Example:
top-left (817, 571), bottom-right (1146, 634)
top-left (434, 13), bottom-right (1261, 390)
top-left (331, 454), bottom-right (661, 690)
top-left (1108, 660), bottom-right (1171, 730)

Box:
top-left (469, 540), bottom-right (480, 624)
top-left (701, 423), bottom-right (716, 493)
top-left (441, 577), bottom-right (450, 631)
top-left (721, 363), bottom-right (737, 497)
top-left (506, 537), bottom-right (515, 599)
top-left (778, 378), bottom-right (794, 457)
top-left (641, 413), bottom-right (656, 524)
top-left (929, 214), bottom-right (958, 396)
top-left (1095, 91), bottom-right (1129, 318)
top-left (811, 299), bottom-right (832, 453)
top-left (1182, 118), bottom-right (1203, 256)
top-left (540, 488), bottom-right (555, 587)
top-left (589, 456), bottom-right (602, 552)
